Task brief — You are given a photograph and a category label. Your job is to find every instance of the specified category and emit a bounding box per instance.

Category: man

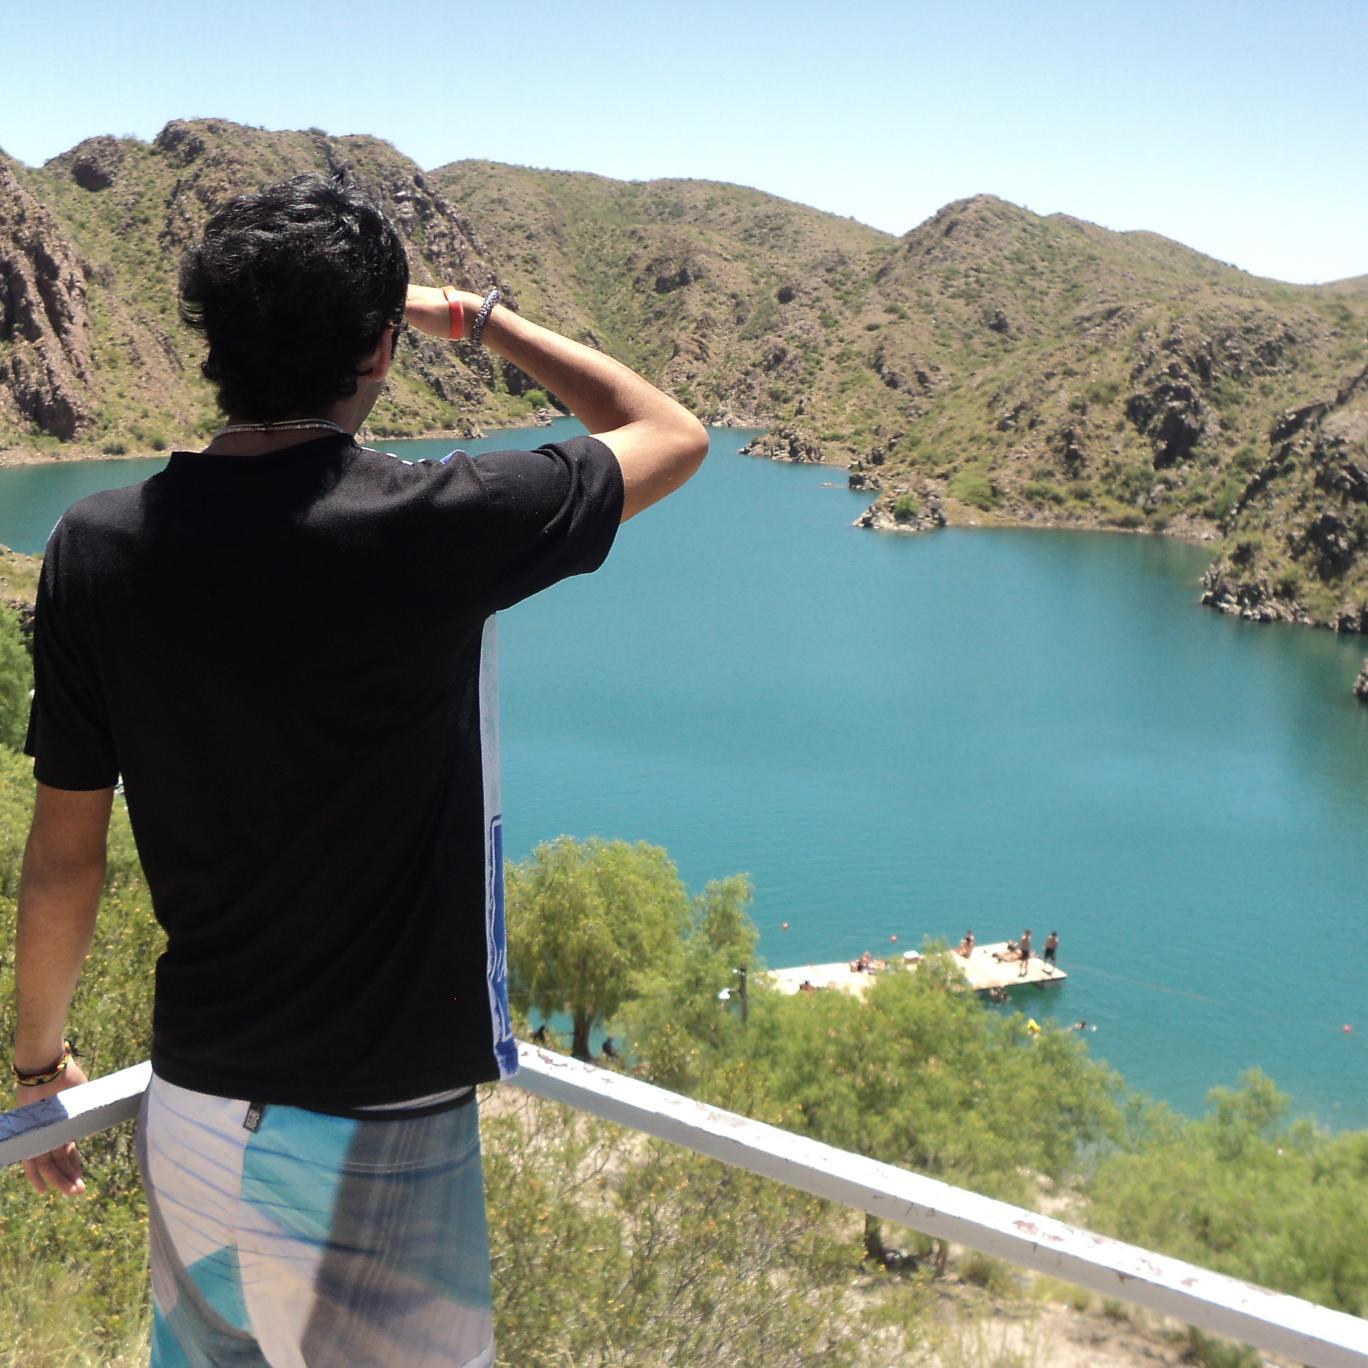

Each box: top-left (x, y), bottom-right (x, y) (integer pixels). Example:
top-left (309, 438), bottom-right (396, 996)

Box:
top-left (1043, 929), bottom-right (1059, 971)
top-left (1018, 927), bottom-right (1032, 976)
top-left (13, 173), bottom-right (706, 1365)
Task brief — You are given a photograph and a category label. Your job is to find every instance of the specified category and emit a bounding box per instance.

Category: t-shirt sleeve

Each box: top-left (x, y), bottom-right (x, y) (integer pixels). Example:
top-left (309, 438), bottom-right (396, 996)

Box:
top-left (23, 521), bottom-right (119, 790)
top-left (450, 434), bottom-right (625, 612)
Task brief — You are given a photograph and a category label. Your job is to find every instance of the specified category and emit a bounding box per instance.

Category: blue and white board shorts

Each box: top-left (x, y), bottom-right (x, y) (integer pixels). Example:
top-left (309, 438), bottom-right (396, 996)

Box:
top-left (136, 1074), bottom-right (494, 1367)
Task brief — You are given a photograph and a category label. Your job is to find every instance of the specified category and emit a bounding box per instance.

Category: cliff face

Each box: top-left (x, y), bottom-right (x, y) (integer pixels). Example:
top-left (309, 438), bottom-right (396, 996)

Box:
top-left (0, 156), bottom-right (93, 439)
top-left (2, 122), bottom-right (1366, 631)
top-left (2, 122), bottom-right (539, 454)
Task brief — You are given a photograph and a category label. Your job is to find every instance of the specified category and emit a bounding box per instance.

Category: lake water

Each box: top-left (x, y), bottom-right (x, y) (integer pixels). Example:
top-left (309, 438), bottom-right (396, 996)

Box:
top-left (4, 423), bottom-right (1366, 1127)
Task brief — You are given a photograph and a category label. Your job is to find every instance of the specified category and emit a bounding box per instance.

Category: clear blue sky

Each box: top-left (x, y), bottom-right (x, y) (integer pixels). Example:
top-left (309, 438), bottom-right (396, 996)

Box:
top-left (5, 0), bottom-right (1365, 284)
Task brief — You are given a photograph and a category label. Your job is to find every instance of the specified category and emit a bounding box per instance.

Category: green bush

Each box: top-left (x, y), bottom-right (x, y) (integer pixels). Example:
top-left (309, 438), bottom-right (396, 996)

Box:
top-left (948, 465), bottom-right (997, 511)
top-left (1022, 480), bottom-right (1066, 506)
top-left (892, 495), bottom-right (919, 522)
top-left (0, 608), bottom-right (33, 754)
top-left (961, 1251), bottom-right (1017, 1295)
top-left (1088, 1072), bottom-right (1368, 1315)
top-left (1201, 474), bottom-right (1246, 522)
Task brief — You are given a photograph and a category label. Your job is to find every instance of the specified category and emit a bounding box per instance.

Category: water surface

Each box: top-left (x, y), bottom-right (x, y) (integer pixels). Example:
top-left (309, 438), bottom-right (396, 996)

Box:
top-left (4, 424), bottom-right (1365, 1124)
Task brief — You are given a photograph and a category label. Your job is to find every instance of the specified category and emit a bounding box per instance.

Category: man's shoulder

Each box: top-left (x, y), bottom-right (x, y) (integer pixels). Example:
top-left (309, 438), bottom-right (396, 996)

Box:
top-left (55, 479), bottom-right (150, 544)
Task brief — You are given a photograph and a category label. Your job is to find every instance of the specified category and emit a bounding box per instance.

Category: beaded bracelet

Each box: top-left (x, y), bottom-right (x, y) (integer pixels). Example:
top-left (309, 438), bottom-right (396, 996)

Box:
top-left (441, 285), bottom-right (465, 341)
top-left (471, 288), bottom-right (501, 347)
top-left (14, 1040), bottom-right (73, 1087)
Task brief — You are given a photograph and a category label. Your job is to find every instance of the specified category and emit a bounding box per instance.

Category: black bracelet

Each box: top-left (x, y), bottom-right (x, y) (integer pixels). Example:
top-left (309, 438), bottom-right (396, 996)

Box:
top-left (471, 288), bottom-right (501, 347)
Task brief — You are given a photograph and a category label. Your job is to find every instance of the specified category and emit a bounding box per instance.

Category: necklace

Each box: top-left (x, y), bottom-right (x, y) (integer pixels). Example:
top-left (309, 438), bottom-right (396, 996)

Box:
top-left (211, 419), bottom-right (351, 439)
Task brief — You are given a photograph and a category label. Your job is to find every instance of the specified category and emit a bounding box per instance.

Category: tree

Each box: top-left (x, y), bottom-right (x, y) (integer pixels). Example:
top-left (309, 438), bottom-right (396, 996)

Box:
top-left (505, 837), bottom-right (688, 1060)
top-left (1088, 1070), bottom-right (1368, 1316)
top-left (732, 959), bottom-right (1122, 1262)
top-left (0, 606), bottom-right (33, 753)
top-left (622, 873), bottom-right (760, 1091)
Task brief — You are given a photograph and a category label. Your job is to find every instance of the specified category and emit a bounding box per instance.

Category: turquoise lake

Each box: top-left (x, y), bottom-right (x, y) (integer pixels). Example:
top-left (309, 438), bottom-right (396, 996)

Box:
top-left (4, 422), bottom-right (1366, 1127)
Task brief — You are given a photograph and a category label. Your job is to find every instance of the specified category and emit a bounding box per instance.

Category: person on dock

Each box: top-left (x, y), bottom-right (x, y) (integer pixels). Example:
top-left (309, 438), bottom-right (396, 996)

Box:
top-left (12, 172), bottom-right (707, 1366)
top-left (1043, 930), bottom-right (1059, 972)
top-left (956, 929), bottom-right (975, 958)
top-left (1018, 928), bottom-right (1033, 976)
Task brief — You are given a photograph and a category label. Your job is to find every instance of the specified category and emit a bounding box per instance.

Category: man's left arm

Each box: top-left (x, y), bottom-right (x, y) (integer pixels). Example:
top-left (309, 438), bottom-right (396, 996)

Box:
top-left (11, 782), bottom-right (113, 1197)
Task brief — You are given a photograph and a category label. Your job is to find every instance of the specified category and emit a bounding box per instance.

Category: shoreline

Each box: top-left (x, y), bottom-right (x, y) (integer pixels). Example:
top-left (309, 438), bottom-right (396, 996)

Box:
top-left (0, 424), bottom-right (493, 469)
top-left (0, 431), bottom-right (1217, 551)
top-left (4, 429), bottom-right (1359, 646)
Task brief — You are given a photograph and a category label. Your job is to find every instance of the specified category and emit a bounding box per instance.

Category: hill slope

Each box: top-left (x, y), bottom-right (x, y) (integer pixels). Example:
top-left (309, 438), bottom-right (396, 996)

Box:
top-left (2, 120), bottom-right (1365, 635)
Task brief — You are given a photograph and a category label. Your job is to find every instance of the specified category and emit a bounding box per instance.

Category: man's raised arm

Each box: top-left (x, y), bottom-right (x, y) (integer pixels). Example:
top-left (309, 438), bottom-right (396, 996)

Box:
top-left (406, 287), bottom-right (708, 520)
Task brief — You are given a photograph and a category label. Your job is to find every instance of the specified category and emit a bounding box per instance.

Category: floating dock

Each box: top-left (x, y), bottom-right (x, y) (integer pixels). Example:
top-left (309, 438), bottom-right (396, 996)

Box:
top-left (955, 942), bottom-right (1066, 992)
top-left (767, 943), bottom-right (1065, 998)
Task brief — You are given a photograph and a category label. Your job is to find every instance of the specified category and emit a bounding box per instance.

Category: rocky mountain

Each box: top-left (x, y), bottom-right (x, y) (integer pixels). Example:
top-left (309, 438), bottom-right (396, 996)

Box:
top-left (2, 120), bottom-right (1366, 641)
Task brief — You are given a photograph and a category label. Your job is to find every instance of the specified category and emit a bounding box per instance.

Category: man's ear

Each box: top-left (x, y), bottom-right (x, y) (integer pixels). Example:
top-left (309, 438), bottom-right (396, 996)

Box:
top-left (356, 326), bottom-right (397, 383)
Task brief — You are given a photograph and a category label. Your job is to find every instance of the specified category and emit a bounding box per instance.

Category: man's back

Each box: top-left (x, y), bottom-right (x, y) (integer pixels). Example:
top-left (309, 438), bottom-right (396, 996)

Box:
top-left (30, 432), bottom-right (622, 1108)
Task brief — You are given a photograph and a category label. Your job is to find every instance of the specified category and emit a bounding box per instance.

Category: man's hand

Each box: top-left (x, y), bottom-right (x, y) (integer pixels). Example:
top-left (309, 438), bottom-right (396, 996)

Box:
top-left (406, 285), bottom-right (476, 341)
top-left (14, 1056), bottom-right (90, 1196)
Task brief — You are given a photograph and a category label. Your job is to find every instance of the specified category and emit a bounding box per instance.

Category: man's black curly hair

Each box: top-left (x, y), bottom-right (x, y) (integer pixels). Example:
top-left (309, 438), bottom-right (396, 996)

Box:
top-left (179, 173), bottom-right (408, 421)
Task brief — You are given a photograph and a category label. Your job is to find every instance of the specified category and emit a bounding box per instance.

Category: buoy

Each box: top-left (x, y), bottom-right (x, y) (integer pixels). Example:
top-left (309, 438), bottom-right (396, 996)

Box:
top-left (1343, 1024), bottom-right (1353, 1034)
top-left (780, 922), bottom-right (789, 931)
top-left (889, 934), bottom-right (897, 943)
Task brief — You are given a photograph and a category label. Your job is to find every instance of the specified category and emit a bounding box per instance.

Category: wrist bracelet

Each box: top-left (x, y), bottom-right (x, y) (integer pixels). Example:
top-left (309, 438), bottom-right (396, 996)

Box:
top-left (471, 288), bottom-right (501, 347)
top-left (14, 1040), bottom-right (73, 1087)
top-left (441, 285), bottom-right (464, 341)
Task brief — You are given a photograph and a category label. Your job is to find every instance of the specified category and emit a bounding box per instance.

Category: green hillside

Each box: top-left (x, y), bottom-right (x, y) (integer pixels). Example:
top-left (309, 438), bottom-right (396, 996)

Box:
top-left (2, 120), bottom-right (1365, 634)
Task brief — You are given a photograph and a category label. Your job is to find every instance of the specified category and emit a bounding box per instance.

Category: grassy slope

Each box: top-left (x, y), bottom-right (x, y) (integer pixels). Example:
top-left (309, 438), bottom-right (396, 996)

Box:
top-left (3, 122), bottom-right (1366, 628)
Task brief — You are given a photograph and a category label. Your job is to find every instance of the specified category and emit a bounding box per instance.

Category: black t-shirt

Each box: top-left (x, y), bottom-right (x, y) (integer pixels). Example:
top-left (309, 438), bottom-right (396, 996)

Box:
top-left (25, 433), bottom-right (623, 1109)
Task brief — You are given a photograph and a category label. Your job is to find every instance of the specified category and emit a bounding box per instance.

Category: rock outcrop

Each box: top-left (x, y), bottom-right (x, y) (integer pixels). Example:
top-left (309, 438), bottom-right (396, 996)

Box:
top-left (1201, 364), bottom-right (1368, 630)
top-left (739, 426), bottom-right (826, 464)
top-left (1199, 566), bottom-right (1306, 625)
top-left (67, 136), bottom-right (125, 192)
top-left (854, 485), bottom-right (947, 534)
top-left (1355, 659), bottom-right (1368, 704)
top-left (0, 158), bottom-right (92, 439)
top-left (1125, 349), bottom-right (1206, 468)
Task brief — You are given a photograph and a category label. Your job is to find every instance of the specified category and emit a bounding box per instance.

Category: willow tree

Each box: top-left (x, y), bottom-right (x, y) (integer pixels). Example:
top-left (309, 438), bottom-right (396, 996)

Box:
top-left (505, 837), bottom-right (689, 1060)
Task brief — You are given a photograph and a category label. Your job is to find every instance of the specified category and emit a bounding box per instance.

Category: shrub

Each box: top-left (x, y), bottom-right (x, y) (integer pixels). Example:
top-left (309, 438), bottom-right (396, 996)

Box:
top-left (961, 1251), bottom-right (1018, 1296)
top-left (949, 465), bottom-right (997, 511)
top-left (1201, 475), bottom-right (1246, 522)
top-left (0, 609), bottom-right (33, 753)
top-left (1023, 480), bottom-right (1066, 506)
top-left (892, 495), bottom-right (919, 522)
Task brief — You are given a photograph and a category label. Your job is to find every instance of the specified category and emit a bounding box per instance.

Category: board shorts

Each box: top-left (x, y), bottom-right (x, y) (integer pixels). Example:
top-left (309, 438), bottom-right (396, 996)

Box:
top-left (136, 1073), bottom-right (494, 1367)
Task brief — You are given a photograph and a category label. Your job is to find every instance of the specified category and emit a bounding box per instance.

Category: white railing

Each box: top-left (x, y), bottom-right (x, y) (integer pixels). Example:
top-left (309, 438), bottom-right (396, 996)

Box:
top-left (4, 1046), bottom-right (1367, 1368)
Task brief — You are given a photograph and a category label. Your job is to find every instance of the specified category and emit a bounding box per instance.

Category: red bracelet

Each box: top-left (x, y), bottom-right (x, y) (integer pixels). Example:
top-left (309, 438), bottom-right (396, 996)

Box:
top-left (441, 286), bottom-right (464, 341)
